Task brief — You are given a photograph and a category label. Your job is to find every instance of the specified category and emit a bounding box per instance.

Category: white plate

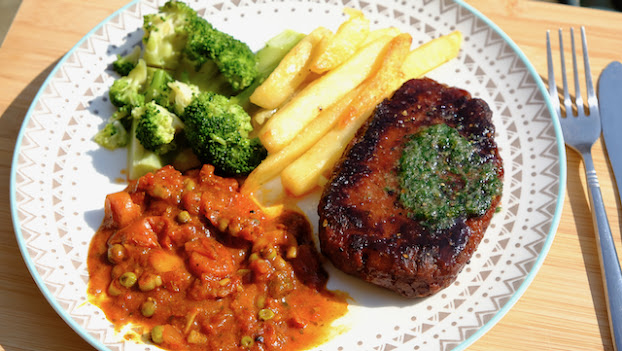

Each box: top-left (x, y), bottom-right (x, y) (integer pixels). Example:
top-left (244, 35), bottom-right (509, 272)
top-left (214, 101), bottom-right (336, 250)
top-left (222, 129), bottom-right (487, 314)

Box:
top-left (10, 0), bottom-right (565, 350)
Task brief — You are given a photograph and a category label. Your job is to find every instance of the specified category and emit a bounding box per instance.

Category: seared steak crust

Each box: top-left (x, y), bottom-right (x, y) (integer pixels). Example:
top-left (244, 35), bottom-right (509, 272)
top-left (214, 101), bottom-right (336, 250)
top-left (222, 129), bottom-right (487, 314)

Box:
top-left (318, 78), bottom-right (503, 298)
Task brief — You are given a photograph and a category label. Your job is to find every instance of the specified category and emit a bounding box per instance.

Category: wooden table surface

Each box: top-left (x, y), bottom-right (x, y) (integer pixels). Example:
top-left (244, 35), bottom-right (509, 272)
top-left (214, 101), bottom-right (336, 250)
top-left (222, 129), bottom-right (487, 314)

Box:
top-left (1, 0), bottom-right (622, 350)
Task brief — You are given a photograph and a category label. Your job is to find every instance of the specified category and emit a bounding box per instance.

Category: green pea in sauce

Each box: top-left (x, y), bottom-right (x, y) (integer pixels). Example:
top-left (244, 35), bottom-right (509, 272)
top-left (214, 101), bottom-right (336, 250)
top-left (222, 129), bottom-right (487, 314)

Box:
top-left (398, 123), bottom-right (501, 230)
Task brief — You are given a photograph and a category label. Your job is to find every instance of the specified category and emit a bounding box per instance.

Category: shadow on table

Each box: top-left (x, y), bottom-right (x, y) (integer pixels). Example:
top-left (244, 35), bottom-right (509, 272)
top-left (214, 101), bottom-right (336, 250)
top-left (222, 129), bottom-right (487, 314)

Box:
top-left (0, 60), bottom-right (95, 351)
top-left (565, 146), bottom-right (617, 349)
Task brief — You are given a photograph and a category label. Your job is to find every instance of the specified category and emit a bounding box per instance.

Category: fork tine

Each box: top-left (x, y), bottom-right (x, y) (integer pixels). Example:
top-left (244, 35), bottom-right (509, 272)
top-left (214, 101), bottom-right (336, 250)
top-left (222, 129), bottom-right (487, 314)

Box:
top-left (580, 26), bottom-right (599, 117)
top-left (546, 30), bottom-right (561, 118)
top-left (570, 28), bottom-right (585, 117)
top-left (558, 29), bottom-right (573, 118)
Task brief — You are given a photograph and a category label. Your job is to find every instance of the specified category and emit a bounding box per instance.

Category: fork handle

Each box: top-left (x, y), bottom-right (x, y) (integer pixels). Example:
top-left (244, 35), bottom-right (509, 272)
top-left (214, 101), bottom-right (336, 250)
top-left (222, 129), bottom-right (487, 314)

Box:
top-left (583, 152), bottom-right (622, 350)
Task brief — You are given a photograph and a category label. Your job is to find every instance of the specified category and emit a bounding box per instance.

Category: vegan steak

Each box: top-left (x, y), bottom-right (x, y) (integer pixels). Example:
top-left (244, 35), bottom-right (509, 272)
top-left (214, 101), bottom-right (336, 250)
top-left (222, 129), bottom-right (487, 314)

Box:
top-left (318, 78), bottom-right (503, 298)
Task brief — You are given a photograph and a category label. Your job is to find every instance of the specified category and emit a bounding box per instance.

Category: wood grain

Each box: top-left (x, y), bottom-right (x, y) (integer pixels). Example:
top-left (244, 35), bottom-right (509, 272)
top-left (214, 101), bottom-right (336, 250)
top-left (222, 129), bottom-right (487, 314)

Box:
top-left (1, 0), bottom-right (621, 350)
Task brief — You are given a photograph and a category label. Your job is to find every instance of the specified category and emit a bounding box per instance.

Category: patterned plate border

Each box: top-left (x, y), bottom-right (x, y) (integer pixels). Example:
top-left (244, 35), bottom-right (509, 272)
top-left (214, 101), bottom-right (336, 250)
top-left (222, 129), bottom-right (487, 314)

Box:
top-left (10, 0), bottom-right (566, 350)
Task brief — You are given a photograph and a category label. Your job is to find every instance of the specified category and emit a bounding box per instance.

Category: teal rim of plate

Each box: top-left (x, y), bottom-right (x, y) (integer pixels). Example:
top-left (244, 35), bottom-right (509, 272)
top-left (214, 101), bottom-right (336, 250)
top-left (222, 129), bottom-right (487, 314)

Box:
top-left (9, 1), bottom-right (567, 350)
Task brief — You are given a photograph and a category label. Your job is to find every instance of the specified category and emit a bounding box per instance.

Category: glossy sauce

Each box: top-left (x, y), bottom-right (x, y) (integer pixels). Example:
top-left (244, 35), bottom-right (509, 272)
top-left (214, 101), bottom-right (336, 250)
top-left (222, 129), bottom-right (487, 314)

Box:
top-left (87, 165), bottom-right (347, 350)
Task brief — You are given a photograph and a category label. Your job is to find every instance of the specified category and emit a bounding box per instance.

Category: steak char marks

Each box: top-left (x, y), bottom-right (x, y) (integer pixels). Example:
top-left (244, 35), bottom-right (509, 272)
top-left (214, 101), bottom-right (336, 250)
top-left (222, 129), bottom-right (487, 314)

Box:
top-left (318, 78), bottom-right (503, 298)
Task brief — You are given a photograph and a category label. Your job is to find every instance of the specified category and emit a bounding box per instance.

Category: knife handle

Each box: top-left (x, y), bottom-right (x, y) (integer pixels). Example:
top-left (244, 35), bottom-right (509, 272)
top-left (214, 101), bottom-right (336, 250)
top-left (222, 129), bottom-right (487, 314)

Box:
top-left (583, 152), bottom-right (622, 351)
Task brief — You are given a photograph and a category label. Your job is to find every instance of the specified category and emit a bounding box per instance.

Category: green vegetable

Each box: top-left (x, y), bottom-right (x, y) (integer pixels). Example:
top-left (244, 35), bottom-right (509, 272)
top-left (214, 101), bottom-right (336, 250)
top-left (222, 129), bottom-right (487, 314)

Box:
top-left (183, 13), bottom-right (257, 91)
top-left (141, 297), bottom-right (157, 317)
top-left (142, 0), bottom-right (197, 71)
top-left (135, 101), bottom-right (185, 154)
top-left (108, 59), bottom-right (148, 109)
top-left (94, 109), bottom-right (132, 150)
top-left (240, 336), bottom-right (254, 348)
top-left (151, 325), bottom-right (165, 344)
top-left (94, 118), bottom-right (130, 150)
top-left (96, 0), bottom-right (306, 179)
top-left (142, 0), bottom-right (257, 92)
top-left (119, 272), bottom-right (138, 288)
top-left (176, 30), bottom-right (303, 175)
top-left (398, 123), bottom-right (502, 229)
top-left (258, 308), bottom-right (275, 321)
top-left (127, 113), bottom-right (164, 180)
top-left (167, 80), bottom-right (200, 115)
top-left (144, 68), bottom-right (175, 110)
top-left (176, 210), bottom-right (191, 223)
top-left (112, 46), bottom-right (142, 76)
top-left (174, 57), bottom-right (227, 95)
top-left (183, 92), bottom-right (267, 176)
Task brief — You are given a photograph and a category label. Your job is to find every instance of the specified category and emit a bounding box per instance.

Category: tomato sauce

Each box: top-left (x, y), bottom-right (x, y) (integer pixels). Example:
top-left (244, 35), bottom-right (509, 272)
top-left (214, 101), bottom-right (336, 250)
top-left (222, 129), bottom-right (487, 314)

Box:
top-left (87, 165), bottom-right (348, 350)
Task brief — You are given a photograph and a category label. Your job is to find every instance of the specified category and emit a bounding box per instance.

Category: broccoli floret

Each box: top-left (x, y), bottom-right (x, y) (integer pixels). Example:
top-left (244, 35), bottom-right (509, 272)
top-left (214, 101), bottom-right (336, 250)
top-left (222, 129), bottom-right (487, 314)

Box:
top-left (112, 46), bottom-right (142, 76)
top-left (167, 80), bottom-right (200, 115)
top-left (144, 68), bottom-right (174, 109)
top-left (183, 92), bottom-right (267, 175)
top-left (94, 120), bottom-right (129, 149)
top-left (109, 59), bottom-right (148, 109)
top-left (184, 15), bottom-right (258, 91)
top-left (142, 1), bottom-right (196, 70)
top-left (158, 0), bottom-right (197, 27)
top-left (135, 101), bottom-right (185, 155)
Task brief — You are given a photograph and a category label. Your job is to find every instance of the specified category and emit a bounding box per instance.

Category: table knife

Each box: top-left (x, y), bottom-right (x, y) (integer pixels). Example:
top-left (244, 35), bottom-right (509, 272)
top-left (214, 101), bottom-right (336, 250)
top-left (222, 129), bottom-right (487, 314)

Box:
top-left (598, 61), bottom-right (622, 200)
top-left (598, 60), bottom-right (622, 351)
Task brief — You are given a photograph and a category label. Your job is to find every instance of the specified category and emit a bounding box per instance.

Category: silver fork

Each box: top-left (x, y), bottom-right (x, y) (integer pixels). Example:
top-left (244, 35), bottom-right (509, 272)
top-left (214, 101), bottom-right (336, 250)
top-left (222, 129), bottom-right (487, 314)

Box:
top-left (547, 27), bottom-right (622, 350)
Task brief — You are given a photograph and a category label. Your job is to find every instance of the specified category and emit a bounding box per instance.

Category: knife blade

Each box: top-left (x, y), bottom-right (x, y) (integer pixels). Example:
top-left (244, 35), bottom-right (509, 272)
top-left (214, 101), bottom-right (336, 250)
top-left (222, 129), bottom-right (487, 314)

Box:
top-left (598, 61), bottom-right (622, 199)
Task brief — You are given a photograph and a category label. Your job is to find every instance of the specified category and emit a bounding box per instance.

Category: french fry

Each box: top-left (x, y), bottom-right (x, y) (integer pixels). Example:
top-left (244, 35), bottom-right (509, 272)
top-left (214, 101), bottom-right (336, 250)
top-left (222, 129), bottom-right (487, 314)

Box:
top-left (252, 84), bottom-right (305, 127)
top-left (242, 87), bottom-right (360, 193)
top-left (401, 30), bottom-right (463, 79)
top-left (339, 33), bottom-right (412, 126)
top-left (310, 8), bottom-right (370, 73)
top-left (361, 27), bottom-right (401, 46)
top-left (250, 27), bottom-right (331, 110)
top-left (281, 34), bottom-right (412, 196)
top-left (258, 34), bottom-right (395, 154)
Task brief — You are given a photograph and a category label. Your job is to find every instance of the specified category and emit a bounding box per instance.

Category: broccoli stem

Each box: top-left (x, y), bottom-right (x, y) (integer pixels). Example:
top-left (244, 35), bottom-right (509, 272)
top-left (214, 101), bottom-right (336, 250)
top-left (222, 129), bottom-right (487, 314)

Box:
top-left (144, 68), bottom-right (174, 107)
top-left (127, 116), bottom-right (164, 179)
